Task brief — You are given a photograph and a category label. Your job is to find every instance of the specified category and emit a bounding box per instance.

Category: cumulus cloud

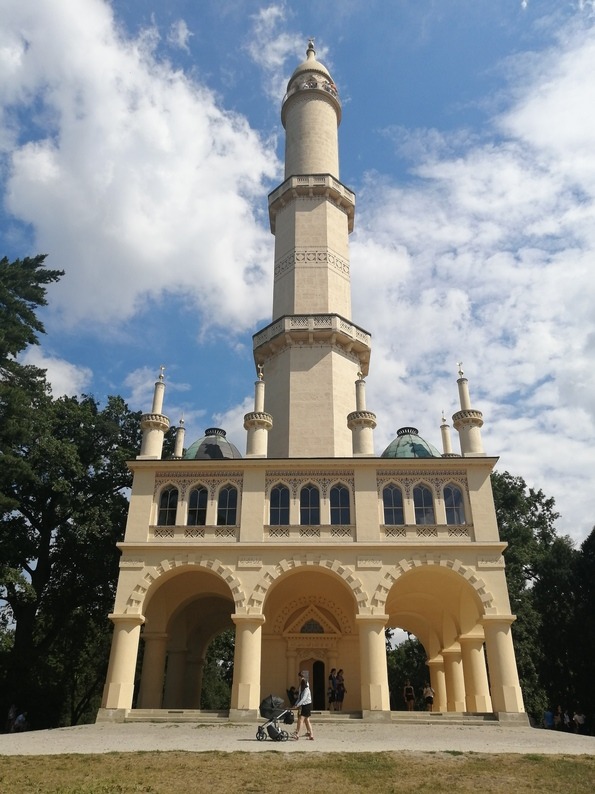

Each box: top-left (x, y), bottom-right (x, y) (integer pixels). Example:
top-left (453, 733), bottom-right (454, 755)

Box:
top-left (1, 0), bottom-right (277, 334)
top-left (351, 18), bottom-right (595, 542)
top-left (21, 347), bottom-right (92, 397)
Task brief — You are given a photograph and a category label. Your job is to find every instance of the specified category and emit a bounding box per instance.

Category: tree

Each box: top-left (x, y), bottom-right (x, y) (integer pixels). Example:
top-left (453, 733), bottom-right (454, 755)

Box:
top-left (386, 635), bottom-right (427, 711)
top-left (200, 629), bottom-right (235, 709)
top-left (0, 392), bottom-right (142, 728)
top-left (491, 471), bottom-right (578, 721)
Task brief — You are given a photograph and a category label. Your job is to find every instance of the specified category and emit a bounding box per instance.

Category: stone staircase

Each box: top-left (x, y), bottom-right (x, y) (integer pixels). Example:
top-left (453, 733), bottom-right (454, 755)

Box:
top-left (121, 708), bottom-right (500, 726)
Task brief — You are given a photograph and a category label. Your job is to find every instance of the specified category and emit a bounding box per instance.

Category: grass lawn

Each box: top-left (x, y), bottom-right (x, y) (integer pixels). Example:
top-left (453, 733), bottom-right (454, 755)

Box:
top-left (1, 751), bottom-right (594, 793)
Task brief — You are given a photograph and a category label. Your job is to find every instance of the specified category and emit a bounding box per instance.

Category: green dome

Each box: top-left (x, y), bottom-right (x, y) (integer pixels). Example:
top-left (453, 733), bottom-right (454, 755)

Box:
top-left (381, 427), bottom-right (442, 459)
top-left (184, 428), bottom-right (242, 460)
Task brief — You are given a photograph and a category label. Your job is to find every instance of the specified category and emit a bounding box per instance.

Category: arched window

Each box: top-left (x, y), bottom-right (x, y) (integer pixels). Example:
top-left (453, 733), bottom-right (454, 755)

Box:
top-left (444, 484), bottom-right (466, 525)
top-left (383, 484), bottom-right (404, 525)
top-left (188, 485), bottom-right (208, 526)
top-left (413, 484), bottom-right (435, 525)
top-left (270, 483), bottom-right (290, 525)
top-left (217, 484), bottom-right (238, 526)
top-left (300, 483), bottom-right (320, 525)
top-left (330, 483), bottom-right (350, 524)
top-left (157, 486), bottom-right (178, 526)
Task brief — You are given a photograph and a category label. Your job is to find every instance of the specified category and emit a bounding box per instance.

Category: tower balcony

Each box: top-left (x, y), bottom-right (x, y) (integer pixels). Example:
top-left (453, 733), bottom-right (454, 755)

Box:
top-left (253, 313), bottom-right (371, 375)
top-left (268, 174), bottom-right (355, 233)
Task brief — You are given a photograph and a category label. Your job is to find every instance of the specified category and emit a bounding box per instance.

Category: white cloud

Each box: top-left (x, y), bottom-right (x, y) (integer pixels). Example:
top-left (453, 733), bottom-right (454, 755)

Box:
top-left (350, 19), bottom-right (595, 543)
top-left (20, 347), bottom-right (92, 397)
top-left (1, 0), bottom-right (277, 335)
top-left (167, 19), bottom-right (193, 53)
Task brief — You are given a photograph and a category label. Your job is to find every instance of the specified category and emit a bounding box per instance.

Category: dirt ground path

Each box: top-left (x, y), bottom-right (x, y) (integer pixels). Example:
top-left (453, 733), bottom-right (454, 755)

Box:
top-left (1, 722), bottom-right (594, 756)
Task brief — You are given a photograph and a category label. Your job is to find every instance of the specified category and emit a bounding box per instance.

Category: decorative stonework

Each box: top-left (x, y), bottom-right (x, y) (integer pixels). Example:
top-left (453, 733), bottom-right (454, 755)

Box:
top-left (154, 473), bottom-right (244, 500)
top-left (274, 248), bottom-right (350, 279)
top-left (371, 557), bottom-right (495, 611)
top-left (357, 557), bottom-right (383, 569)
top-left (265, 471), bottom-right (354, 498)
top-left (272, 595), bottom-right (352, 635)
top-left (377, 470), bottom-right (468, 498)
top-left (124, 556), bottom-right (248, 613)
top-left (477, 555), bottom-right (505, 569)
top-left (238, 557), bottom-right (263, 569)
top-left (250, 557), bottom-right (367, 611)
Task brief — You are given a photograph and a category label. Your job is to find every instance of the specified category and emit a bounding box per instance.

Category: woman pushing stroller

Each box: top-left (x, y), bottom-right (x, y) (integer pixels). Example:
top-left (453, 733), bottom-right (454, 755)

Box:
top-left (292, 671), bottom-right (314, 740)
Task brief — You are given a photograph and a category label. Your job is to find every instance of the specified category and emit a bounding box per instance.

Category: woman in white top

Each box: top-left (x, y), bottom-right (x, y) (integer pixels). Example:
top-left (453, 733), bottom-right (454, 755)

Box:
top-left (292, 672), bottom-right (314, 740)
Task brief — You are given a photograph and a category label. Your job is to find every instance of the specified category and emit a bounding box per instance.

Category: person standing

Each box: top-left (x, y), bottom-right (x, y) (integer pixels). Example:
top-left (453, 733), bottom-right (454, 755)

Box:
top-left (328, 668), bottom-right (337, 711)
top-left (423, 682), bottom-right (435, 712)
top-left (335, 669), bottom-right (346, 711)
top-left (292, 672), bottom-right (314, 740)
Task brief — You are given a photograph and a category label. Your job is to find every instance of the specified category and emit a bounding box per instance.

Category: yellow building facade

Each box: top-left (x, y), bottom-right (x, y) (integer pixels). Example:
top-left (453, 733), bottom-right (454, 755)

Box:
top-left (98, 43), bottom-right (526, 724)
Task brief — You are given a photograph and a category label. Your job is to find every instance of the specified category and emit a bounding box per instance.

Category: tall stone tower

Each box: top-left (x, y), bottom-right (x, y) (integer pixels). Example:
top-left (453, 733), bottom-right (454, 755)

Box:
top-left (254, 41), bottom-right (371, 457)
top-left (99, 42), bottom-right (526, 726)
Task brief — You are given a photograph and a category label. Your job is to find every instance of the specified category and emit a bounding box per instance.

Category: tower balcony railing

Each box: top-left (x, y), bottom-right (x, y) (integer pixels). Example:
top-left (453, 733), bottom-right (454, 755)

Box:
top-left (253, 314), bottom-right (371, 352)
top-left (268, 174), bottom-right (355, 232)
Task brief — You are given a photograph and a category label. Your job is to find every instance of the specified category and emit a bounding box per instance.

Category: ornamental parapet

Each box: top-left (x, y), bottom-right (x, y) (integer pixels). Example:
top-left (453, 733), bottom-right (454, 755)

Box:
top-left (140, 413), bottom-right (170, 431)
top-left (452, 409), bottom-right (484, 428)
top-left (243, 411), bottom-right (273, 430)
top-left (347, 410), bottom-right (377, 429)
top-left (268, 174), bottom-right (355, 233)
top-left (253, 314), bottom-right (371, 374)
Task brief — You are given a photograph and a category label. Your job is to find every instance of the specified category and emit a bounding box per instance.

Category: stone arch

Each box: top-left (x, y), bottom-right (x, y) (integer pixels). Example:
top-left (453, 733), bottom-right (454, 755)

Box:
top-left (249, 556), bottom-right (368, 611)
top-left (371, 557), bottom-right (495, 613)
top-left (124, 555), bottom-right (248, 614)
top-left (272, 594), bottom-right (353, 635)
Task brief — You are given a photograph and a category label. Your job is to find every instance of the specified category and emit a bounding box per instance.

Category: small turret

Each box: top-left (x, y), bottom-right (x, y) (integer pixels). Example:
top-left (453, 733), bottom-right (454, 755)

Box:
top-left (244, 365), bottom-right (273, 458)
top-left (452, 364), bottom-right (485, 456)
top-left (440, 412), bottom-right (459, 457)
top-left (138, 367), bottom-right (170, 459)
top-left (347, 373), bottom-right (376, 456)
top-left (173, 417), bottom-right (185, 459)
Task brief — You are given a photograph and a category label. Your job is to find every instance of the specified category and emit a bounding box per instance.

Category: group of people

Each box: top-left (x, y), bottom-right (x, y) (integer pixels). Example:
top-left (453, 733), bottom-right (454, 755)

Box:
top-left (403, 679), bottom-right (435, 712)
top-left (544, 705), bottom-right (588, 734)
top-left (327, 668), bottom-right (346, 711)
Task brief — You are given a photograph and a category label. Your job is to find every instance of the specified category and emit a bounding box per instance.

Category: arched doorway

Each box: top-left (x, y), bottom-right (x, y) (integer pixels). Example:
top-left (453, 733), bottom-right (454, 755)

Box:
top-left (137, 567), bottom-right (235, 710)
top-left (261, 567), bottom-right (358, 710)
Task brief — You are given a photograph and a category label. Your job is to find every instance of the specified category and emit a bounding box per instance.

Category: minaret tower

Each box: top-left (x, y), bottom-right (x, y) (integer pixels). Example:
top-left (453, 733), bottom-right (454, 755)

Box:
top-left (253, 41), bottom-right (372, 458)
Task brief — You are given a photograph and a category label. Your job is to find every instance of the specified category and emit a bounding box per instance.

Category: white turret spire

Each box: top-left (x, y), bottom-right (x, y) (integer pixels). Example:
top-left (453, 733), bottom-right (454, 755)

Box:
top-left (452, 364), bottom-right (485, 456)
top-left (138, 368), bottom-right (170, 459)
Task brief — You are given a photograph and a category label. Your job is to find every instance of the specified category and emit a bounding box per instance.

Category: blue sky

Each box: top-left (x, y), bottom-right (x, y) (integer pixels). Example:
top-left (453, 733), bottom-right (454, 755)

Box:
top-left (1, 0), bottom-right (595, 544)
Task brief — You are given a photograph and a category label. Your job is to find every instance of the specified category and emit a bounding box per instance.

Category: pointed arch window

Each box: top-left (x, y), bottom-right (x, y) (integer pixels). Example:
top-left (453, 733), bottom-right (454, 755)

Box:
top-left (413, 484), bottom-right (435, 525)
top-left (188, 485), bottom-right (208, 526)
top-left (330, 483), bottom-right (350, 524)
top-left (157, 486), bottom-right (178, 526)
top-left (300, 483), bottom-right (320, 525)
top-left (217, 484), bottom-right (238, 526)
top-left (444, 484), bottom-right (466, 525)
top-left (383, 484), bottom-right (404, 525)
top-left (270, 483), bottom-right (290, 525)
top-left (301, 619), bottom-right (324, 634)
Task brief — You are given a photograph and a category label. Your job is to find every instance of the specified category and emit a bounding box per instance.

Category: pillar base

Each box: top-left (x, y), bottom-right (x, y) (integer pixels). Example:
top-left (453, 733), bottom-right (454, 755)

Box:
top-left (496, 711), bottom-right (530, 726)
top-left (229, 708), bottom-right (259, 723)
top-left (96, 708), bottom-right (128, 723)
top-left (362, 709), bottom-right (392, 723)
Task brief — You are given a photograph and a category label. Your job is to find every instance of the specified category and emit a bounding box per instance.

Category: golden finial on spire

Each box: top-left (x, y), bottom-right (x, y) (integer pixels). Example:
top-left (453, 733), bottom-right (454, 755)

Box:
top-left (457, 362), bottom-right (464, 378)
top-left (257, 364), bottom-right (264, 381)
top-left (158, 365), bottom-right (165, 381)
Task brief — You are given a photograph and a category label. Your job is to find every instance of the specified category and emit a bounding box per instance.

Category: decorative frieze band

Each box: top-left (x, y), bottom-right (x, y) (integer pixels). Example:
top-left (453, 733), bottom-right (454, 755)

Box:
top-left (274, 247), bottom-right (350, 278)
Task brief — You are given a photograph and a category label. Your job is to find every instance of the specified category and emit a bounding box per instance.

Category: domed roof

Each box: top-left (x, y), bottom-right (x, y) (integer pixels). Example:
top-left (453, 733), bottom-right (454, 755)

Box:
top-left (287, 40), bottom-right (332, 89)
top-left (184, 428), bottom-right (242, 460)
top-left (381, 427), bottom-right (442, 459)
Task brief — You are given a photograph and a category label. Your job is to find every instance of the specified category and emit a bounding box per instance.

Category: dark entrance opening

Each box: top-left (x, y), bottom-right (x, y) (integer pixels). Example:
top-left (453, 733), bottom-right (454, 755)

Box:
top-left (312, 660), bottom-right (326, 709)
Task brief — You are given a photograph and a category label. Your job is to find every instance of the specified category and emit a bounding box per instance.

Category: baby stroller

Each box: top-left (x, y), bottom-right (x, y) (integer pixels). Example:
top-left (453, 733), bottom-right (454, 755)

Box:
top-left (256, 694), bottom-right (294, 741)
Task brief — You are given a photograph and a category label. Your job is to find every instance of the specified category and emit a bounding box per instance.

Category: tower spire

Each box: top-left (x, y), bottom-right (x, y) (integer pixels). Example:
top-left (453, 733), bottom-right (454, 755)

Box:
top-left (138, 368), bottom-right (170, 459)
top-left (253, 45), bottom-right (371, 457)
top-left (452, 364), bottom-right (485, 456)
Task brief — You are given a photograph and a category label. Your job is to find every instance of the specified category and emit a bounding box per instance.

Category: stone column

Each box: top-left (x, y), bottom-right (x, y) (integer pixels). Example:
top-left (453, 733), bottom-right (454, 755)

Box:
top-left (229, 614), bottom-right (266, 720)
top-left (442, 645), bottom-right (466, 712)
top-left (482, 616), bottom-right (525, 714)
top-left (162, 649), bottom-right (188, 708)
top-left (137, 632), bottom-right (168, 709)
top-left (356, 614), bottom-right (391, 720)
top-left (426, 655), bottom-right (447, 712)
top-left (101, 614), bottom-right (144, 711)
top-left (459, 635), bottom-right (492, 712)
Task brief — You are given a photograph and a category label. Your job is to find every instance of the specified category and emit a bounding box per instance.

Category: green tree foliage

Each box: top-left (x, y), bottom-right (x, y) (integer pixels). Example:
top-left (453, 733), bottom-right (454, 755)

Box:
top-left (0, 254), bottom-right (63, 370)
top-left (200, 629), bottom-right (235, 709)
top-left (0, 255), bottom-right (142, 729)
top-left (491, 471), bottom-right (581, 721)
top-left (386, 636), bottom-right (427, 711)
